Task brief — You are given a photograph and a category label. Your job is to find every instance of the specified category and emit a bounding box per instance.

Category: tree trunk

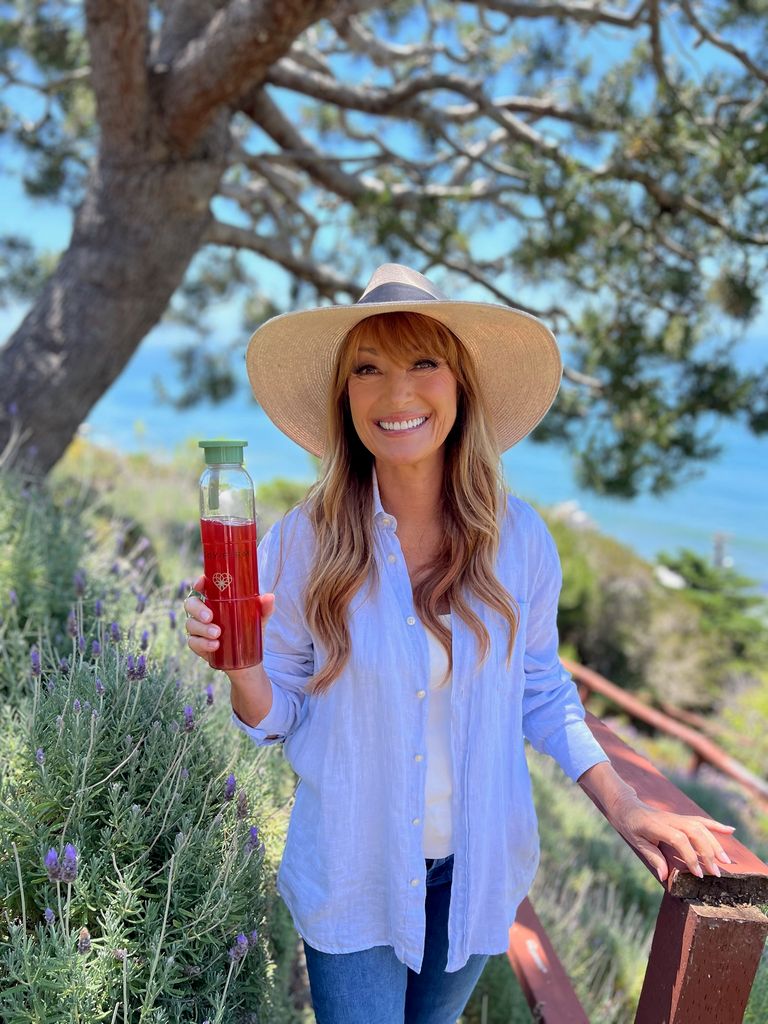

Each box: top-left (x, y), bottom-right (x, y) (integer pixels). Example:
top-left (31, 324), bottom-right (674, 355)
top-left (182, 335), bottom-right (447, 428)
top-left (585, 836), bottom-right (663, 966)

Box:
top-left (0, 116), bottom-right (230, 475)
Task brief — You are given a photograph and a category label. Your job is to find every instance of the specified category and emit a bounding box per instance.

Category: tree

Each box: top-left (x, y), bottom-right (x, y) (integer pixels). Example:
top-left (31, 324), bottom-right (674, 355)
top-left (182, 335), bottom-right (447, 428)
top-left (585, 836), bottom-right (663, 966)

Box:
top-left (0, 0), bottom-right (766, 496)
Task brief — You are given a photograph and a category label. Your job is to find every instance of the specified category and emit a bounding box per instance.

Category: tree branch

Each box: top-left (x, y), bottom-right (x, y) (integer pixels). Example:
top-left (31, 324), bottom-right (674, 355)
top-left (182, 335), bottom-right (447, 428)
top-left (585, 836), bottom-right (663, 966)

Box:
top-left (84, 0), bottom-right (151, 153)
top-left (678, 0), bottom-right (768, 86)
top-left (161, 0), bottom-right (377, 149)
top-left (239, 87), bottom-right (372, 201)
top-left (482, 0), bottom-right (648, 29)
top-left (205, 219), bottom-right (360, 299)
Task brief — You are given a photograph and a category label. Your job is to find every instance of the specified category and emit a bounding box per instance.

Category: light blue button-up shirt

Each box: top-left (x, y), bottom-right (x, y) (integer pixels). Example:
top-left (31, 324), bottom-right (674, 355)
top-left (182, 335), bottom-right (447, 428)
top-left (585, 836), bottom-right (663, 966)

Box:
top-left (233, 471), bottom-right (610, 974)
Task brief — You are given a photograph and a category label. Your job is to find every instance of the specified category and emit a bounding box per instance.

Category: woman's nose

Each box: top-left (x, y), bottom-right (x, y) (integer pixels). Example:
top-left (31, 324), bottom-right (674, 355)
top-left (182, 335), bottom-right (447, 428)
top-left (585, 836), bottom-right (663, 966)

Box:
top-left (384, 368), bottom-right (414, 403)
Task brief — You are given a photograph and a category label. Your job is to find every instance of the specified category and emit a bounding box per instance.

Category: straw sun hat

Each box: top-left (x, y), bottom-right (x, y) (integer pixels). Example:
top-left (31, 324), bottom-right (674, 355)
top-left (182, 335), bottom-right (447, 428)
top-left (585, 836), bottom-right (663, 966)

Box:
top-left (245, 263), bottom-right (562, 458)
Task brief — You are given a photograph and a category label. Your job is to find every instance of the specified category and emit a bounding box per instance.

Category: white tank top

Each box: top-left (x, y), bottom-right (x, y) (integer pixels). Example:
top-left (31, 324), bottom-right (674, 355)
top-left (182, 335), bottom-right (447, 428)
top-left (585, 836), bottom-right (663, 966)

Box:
top-left (423, 613), bottom-right (453, 858)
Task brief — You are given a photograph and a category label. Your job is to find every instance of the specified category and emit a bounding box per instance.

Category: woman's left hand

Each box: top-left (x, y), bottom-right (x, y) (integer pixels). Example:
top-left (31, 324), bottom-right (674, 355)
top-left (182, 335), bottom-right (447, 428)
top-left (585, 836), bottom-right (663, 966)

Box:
top-left (605, 792), bottom-right (736, 882)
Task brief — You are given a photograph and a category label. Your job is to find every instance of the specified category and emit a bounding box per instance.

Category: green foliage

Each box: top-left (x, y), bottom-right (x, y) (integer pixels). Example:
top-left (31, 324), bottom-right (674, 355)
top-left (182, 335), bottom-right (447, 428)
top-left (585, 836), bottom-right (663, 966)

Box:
top-left (0, 636), bottom-right (292, 1022)
top-left (0, 468), bottom-right (85, 638)
top-left (0, 466), bottom-right (300, 1022)
top-left (656, 548), bottom-right (768, 661)
top-left (541, 509), bottom-right (768, 709)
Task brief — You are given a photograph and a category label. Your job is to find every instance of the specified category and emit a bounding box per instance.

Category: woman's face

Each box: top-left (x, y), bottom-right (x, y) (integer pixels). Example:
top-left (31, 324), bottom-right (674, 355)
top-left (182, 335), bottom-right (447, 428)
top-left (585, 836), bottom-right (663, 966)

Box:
top-left (346, 340), bottom-right (458, 472)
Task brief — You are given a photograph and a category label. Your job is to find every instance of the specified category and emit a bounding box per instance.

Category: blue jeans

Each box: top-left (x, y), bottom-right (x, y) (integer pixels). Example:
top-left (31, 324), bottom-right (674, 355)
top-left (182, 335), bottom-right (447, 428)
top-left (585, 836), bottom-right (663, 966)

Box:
top-left (302, 854), bottom-right (489, 1024)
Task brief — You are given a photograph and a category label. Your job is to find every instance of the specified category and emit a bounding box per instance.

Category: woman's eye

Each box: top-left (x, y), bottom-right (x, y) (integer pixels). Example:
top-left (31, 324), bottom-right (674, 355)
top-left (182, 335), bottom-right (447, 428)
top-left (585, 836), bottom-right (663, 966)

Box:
top-left (414, 358), bottom-right (438, 369)
top-left (352, 364), bottom-right (378, 376)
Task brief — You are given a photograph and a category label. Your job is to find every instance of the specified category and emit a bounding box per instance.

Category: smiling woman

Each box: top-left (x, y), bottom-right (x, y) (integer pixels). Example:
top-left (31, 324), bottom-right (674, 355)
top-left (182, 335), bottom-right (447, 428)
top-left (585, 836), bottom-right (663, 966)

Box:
top-left (182, 263), bottom-right (736, 1024)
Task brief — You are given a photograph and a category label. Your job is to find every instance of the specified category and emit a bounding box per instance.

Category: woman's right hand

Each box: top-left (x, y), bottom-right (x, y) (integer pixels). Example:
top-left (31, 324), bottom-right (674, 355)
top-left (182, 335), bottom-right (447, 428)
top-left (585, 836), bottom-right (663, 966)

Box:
top-left (183, 575), bottom-right (275, 666)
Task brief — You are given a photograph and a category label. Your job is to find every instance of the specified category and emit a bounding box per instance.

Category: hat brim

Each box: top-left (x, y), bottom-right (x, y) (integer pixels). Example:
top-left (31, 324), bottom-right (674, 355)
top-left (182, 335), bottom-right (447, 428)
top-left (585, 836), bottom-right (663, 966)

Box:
top-left (245, 299), bottom-right (562, 458)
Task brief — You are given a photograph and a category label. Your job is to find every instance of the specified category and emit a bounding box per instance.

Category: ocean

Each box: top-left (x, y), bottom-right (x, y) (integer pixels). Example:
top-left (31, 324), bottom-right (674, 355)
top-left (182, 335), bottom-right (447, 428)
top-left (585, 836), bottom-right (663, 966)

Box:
top-left (81, 327), bottom-right (768, 594)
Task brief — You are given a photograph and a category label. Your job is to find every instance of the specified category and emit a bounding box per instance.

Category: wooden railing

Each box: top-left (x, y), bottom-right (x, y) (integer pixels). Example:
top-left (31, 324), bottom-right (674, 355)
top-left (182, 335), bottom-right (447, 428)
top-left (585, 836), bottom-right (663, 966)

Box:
top-left (505, 663), bottom-right (768, 1023)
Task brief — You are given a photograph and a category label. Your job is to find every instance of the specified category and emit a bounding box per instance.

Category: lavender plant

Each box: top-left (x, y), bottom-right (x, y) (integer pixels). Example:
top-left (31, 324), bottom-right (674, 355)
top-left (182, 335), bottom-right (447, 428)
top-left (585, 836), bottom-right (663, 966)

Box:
top-left (0, 620), bottom-right (293, 1023)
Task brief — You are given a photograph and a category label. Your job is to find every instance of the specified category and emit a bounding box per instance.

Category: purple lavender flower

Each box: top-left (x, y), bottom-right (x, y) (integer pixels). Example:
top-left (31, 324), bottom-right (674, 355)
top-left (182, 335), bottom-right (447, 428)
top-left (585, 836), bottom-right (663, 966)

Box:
top-left (113, 948), bottom-right (127, 961)
top-left (9, 589), bottom-right (17, 606)
top-left (110, 561), bottom-right (121, 576)
top-left (95, 677), bottom-right (105, 696)
top-left (59, 657), bottom-right (70, 673)
top-left (224, 773), bottom-right (236, 801)
top-left (94, 599), bottom-right (103, 618)
top-left (136, 594), bottom-right (147, 614)
top-left (44, 907), bottom-right (55, 926)
top-left (126, 654), bottom-right (135, 677)
top-left (169, 720), bottom-right (179, 733)
top-left (66, 610), bottom-right (78, 638)
top-left (73, 570), bottom-right (86, 596)
top-left (245, 826), bottom-right (264, 855)
top-left (183, 705), bottom-right (195, 733)
top-left (91, 640), bottom-right (101, 657)
top-left (136, 654), bottom-right (146, 678)
top-left (228, 934), bottom-right (249, 962)
top-left (177, 580), bottom-right (190, 600)
top-left (78, 635), bottom-right (86, 654)
top-left (124, 734), bottom-right (133, 749)
top-left (60, 844), bottom-right (78, 883)
top-left (72, 698), bottom-right (81, 714)
top-left (248, 929), bottom-right (259, 946)
top-left (140, 629), bottom-right (150, 651)
top-left (56, 715), bottom-right (63, 732)
top-left (30, 648), bottom-right (41, 675)
top-left (205, 683), bottom-right (214, 706)
top-left (83, 701), bottom-right (91, 712)
top-left (180, 767), bottom-right (189, 781)
top-left (35, 748), bottom-right (45, 765)
top-left (45, 848), bottom-right (61, 882)
top-left (109, 621), bottom-right (121, 643)
top-left (236, 789), bottom-right (248, 821)
top-left (168, 610), bottom-right (177, 631)
top-left (8, 401), bottom-right (18, 417)
top-left (77, 926), bottom-right (91, 953)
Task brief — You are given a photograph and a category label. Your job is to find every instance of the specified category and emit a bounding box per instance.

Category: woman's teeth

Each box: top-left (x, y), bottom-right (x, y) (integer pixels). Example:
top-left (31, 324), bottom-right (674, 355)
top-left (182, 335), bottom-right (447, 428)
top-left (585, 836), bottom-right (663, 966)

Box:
top-left (378, 416), bottom-right (427, 432)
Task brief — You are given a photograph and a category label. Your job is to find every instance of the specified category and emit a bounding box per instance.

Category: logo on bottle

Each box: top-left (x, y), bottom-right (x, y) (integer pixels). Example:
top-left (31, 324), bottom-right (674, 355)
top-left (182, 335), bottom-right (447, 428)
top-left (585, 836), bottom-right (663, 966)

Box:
top-left (212, 572), bottom-right (234, 592)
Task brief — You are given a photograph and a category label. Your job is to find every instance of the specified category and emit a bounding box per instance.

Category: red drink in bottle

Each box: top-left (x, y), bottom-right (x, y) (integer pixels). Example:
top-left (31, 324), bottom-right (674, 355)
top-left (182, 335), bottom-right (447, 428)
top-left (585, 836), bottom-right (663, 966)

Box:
top-left (198, 440), bottom-right (262, 671)
top-left (200, 517), bottom-right (262, 670)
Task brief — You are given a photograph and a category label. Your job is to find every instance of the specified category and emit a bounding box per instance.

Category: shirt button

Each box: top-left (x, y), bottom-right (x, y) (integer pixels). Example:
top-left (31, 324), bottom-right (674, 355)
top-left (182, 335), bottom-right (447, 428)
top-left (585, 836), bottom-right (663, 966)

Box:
top-left (416, 690), bottom-right (426, 699)
top-left (406, 616), bottom-right (416, 626)
top-left (410, 878), bottom-right (419, 886)
top-left (387, 554), bottom-right (396, 563)
top-left (414, 753), bottom-right (424, 762)
top-left (412, 817), bottom-right (421, 825)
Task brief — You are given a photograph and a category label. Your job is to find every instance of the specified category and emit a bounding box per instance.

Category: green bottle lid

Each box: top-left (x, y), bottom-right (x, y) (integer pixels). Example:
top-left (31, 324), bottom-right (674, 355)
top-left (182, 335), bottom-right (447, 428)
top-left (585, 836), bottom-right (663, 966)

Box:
top-left (198, 440), bottom-right (248, 465)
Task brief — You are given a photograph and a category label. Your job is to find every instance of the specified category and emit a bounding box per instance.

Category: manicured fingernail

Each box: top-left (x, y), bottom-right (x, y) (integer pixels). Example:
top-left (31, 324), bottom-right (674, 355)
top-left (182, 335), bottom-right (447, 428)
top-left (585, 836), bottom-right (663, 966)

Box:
top-left (718, 851), bottom-right (732, 864)
top-left (694, 865), bottom-right (704, 878)
top-left (208, 627), bottom-right (219, 638)
top-left (712, 865), bottom-right (721, 877)
top-left (202, 611), bottom-right (212, 622)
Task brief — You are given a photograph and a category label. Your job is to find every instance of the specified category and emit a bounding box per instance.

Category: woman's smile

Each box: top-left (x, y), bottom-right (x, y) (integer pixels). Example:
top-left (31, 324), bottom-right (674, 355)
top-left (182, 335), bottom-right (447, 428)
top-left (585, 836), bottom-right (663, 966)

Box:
top-left (375, 414), bottom-right (430, 434)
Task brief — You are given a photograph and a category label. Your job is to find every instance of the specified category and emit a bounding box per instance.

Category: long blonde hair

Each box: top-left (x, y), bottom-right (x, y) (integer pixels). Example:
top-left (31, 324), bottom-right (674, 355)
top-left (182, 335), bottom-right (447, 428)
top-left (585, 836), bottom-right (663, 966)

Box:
top-left (275, 310), bottom-right (521, 694)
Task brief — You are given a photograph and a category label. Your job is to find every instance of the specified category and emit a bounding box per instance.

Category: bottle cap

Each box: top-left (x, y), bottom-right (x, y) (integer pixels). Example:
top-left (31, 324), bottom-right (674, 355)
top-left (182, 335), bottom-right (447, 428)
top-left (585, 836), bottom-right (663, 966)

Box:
top-left (198, 440), bottom-right (248, 465)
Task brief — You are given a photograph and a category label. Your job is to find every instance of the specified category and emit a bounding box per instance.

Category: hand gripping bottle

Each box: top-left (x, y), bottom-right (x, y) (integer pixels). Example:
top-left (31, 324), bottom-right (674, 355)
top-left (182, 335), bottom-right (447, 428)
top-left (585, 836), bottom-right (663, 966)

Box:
top-left (198, 440), bottom-right (262, 670)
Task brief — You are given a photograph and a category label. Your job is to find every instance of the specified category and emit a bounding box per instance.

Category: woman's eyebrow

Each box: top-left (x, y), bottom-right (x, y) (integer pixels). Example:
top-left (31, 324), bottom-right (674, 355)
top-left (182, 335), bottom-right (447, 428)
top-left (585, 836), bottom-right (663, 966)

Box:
top-left (357, 346), bottom-right (379, 354)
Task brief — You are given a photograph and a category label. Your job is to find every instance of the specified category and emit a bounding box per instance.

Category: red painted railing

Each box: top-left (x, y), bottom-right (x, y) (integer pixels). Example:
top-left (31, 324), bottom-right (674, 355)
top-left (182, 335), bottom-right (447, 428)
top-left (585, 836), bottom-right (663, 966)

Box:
top-left (505, 663), bottom-right (768, 1023)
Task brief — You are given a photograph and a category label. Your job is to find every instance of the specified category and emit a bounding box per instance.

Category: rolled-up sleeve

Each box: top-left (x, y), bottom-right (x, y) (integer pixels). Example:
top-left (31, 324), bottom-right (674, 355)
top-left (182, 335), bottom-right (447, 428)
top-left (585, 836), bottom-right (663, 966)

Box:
top-left (232, 514), bottom-right (315, 747)
top-left (521, 515), bottom-right (610, 782)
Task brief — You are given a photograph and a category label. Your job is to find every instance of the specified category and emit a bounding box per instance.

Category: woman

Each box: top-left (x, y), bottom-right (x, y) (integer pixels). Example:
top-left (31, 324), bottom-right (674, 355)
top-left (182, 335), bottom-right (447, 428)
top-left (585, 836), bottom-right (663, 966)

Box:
top-left (184, 264), bottom-right (735, 1024)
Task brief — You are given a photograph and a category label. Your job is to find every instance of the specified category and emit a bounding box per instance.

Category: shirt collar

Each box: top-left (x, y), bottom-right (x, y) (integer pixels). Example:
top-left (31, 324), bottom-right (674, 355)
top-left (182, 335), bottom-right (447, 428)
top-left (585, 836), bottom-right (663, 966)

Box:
top-left (371, 464), bottom-right (397, 528)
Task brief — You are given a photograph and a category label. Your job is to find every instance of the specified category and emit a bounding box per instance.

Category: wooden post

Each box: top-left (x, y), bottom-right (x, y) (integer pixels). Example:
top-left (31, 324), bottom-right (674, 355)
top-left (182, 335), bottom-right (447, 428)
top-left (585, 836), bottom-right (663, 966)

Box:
top-left (635, 893), bottom-right (768, 1023)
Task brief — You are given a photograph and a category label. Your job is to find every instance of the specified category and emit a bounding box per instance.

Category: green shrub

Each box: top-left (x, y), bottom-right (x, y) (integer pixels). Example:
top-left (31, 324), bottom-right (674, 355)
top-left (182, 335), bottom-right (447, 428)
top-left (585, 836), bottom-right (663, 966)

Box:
top-left (0, 621), bottom-right (294, 1023)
